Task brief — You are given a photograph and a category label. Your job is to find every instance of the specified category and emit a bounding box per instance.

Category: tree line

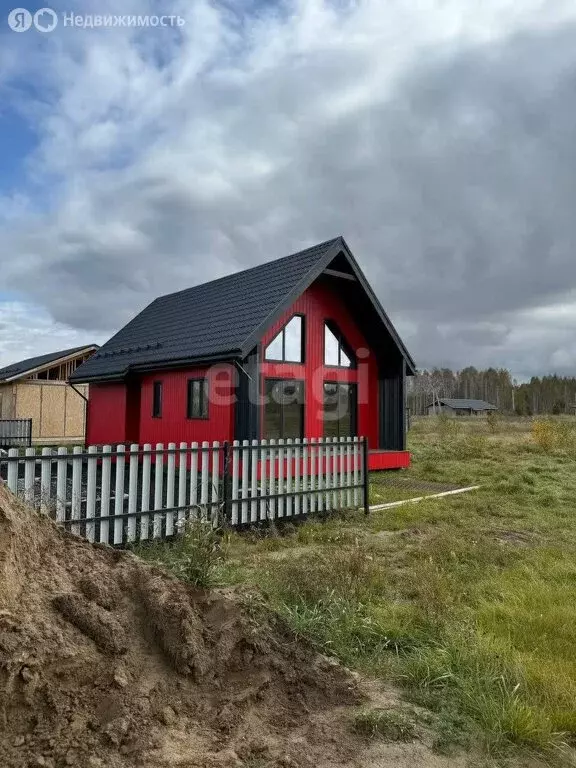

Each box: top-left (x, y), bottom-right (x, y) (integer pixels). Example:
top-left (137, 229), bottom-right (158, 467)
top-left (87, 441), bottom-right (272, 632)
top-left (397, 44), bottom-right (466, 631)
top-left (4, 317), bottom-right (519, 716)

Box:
top-left (407, 368), bottom-right (576, 416)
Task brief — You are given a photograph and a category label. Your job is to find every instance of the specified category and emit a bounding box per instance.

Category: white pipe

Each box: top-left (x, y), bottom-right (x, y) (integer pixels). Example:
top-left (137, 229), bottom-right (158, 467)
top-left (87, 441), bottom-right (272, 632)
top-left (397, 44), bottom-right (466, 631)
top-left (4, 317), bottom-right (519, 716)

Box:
top-left (369, 485), bottom-right (481, 512)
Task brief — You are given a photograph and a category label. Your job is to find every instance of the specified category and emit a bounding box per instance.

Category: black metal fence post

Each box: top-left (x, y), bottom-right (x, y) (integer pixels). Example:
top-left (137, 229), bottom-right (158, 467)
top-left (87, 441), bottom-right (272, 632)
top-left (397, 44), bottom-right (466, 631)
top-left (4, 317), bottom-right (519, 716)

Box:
top-left (222, 441), bottom-right (232, 526)
top-left (363, 436), bottom-right (370, 515)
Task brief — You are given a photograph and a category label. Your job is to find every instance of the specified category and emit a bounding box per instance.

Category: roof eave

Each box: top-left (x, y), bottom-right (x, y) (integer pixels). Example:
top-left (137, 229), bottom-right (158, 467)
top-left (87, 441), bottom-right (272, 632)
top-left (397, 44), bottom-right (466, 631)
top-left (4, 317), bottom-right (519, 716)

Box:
top-left (70, 350), bottom-right (242, 384)
top-left (1, 345), bottom-right (100, 383)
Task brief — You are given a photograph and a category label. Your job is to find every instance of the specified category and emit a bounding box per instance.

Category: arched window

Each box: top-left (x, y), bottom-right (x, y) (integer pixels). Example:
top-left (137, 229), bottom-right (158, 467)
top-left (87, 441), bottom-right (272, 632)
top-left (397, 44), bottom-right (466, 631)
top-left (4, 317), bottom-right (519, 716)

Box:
top-left (324, 321), bottom-right (354, 368)
top-left (264, 315), bottom-right (305, 363)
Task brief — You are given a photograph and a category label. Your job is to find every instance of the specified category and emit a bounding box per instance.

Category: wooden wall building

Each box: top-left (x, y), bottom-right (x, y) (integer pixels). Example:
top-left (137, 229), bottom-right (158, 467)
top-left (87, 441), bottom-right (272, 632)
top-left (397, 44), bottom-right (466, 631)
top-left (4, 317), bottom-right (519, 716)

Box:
top-left (0, 345), bottom-right (98, 445)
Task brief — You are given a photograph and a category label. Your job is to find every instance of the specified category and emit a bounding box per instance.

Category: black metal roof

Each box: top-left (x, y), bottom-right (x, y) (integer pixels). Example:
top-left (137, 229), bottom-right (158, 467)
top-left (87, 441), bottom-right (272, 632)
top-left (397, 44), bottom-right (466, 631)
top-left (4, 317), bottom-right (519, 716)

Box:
top-left (430, 398), bottom-right (497, 410)
top-left (0, 345), bottom-right (98, 383)
top-left (71, 236), bottom-right (416, 382)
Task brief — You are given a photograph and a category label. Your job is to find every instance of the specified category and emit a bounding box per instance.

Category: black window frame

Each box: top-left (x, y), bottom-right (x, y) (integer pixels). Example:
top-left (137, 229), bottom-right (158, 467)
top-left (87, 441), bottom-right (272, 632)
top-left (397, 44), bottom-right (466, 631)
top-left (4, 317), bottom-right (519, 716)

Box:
top-left (152, 380), bottom-right (163, 419)
top-left (323, 320), bottom-right (356, 369)
top-left (187, 377), bottom-right (209, 420)
top-left (263, 378), bottom-right (305, 440)
top-left (323, 381), bottom-right (358, 438)
top-left (264, 314), bottom-right (306, 364)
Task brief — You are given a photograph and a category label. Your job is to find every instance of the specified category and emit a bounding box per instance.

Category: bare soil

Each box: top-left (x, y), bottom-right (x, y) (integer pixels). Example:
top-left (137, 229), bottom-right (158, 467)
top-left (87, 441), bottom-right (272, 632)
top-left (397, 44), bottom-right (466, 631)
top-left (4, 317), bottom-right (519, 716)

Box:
top-left (0, 483), bottom-right (472, 768)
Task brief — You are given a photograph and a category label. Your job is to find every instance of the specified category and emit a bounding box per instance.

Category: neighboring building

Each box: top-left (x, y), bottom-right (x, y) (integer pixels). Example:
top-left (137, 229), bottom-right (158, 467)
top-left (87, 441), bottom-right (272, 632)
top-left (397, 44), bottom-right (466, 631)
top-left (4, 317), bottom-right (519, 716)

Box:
top-left (427, 398), bottom-right (497, 416)
top-left (0, 345), bottom-right (98, 445)
top-left (71, 237), bottom-right (415, 470)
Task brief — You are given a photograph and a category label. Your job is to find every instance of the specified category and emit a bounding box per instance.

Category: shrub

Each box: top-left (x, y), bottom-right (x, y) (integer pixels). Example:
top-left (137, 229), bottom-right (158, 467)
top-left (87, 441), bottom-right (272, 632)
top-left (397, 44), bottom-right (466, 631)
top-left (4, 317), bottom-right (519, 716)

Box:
top-left (137, 516), bottom-right (229, 588)
top-left (353, 708), bottom-right (416, 741)
top-left (174, 519), bottom-right (228, 587)
top-left (531, 419), bottom-right (576, 452)
top-left (486, 411), bottom-right (500, 434)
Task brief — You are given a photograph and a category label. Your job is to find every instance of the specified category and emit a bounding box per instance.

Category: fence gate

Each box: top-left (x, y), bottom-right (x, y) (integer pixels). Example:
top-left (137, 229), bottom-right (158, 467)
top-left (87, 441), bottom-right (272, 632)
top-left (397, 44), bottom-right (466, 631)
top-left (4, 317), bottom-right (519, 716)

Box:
top-left (0, 437), bottom-right (368, 546)
top-left (0, 419), bottom-right (32, 449)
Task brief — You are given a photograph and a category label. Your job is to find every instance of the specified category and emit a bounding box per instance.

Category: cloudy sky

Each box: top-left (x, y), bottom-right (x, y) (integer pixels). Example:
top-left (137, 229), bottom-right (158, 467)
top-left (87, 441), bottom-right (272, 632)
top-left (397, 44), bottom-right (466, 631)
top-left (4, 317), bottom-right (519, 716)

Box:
top-left (1, 0), bottom-right (575, 379)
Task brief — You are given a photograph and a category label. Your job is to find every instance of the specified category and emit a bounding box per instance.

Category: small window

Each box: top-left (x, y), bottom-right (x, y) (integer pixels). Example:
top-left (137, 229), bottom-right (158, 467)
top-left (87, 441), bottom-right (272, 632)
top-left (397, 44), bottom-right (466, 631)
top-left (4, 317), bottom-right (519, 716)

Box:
top-left (324, 321), bottom-right (354, 368)
top-left (152, 381), bottom-right (163, 418)
top-left (324, 382), bottom-right (357, 438)
top-left (187, 378), bottom-right (209, 419)
top-left (264, 379), bottom-right (305, 439)
top-left (264, 315), bottom-right (304, 363)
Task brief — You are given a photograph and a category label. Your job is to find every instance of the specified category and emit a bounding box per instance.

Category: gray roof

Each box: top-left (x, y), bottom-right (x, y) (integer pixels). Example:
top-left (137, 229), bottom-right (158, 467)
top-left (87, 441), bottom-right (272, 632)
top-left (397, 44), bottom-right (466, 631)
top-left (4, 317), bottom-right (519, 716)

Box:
top-left (0, 345), bottom-right (98, 383)
top-left (71, 236), bottom-right (416, 382)
top-left (431, 398), bottom-right (497, 410)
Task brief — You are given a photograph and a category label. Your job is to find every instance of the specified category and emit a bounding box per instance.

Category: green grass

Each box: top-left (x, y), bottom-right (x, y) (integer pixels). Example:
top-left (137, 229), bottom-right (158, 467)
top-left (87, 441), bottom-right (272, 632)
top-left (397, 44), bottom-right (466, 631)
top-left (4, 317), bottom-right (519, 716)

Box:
top-left (144, 416), bottom-right (576, 764)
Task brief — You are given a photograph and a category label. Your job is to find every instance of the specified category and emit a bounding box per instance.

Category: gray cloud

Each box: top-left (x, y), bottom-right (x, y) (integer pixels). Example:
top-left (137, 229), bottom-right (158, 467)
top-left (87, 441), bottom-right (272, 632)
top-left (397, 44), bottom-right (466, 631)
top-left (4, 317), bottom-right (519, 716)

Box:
top-left (2, 4), bottom-right (576, 378)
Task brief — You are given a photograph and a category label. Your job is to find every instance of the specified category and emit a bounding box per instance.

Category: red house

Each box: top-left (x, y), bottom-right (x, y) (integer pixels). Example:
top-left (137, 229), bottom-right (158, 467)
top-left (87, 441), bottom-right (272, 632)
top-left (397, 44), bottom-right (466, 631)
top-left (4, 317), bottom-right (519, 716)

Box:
top-left (71, 237), bottom-right (415, 470)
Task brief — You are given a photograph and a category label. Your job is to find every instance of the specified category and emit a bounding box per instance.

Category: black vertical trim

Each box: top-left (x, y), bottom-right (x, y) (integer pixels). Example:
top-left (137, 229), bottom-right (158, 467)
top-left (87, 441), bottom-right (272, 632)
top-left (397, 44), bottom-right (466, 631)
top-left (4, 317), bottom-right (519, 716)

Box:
top-left (400, 358), bottom-right (407, 450)
top-left (363, 436), bottom-right (370, 515)
top-left (234, 347), bottom-right (260, 441)
top-left (379, 355), bottom-right (405, 451)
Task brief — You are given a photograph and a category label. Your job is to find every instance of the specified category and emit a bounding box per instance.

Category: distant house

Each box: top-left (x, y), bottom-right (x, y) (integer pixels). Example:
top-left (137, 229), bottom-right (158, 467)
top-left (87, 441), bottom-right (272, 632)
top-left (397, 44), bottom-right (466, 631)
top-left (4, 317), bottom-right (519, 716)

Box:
top-left (0, 345), bottom-right (98, 445)
top-left (71, 236), bottom-right (415, 470)
top-left (427, 398), bottom-right (497, 416)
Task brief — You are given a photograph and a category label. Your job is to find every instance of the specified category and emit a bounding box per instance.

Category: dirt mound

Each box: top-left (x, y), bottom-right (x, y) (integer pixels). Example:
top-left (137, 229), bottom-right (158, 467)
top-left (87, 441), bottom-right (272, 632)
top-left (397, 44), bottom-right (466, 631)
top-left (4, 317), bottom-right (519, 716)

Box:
top-left (0, 483), bottom-right (365, 768)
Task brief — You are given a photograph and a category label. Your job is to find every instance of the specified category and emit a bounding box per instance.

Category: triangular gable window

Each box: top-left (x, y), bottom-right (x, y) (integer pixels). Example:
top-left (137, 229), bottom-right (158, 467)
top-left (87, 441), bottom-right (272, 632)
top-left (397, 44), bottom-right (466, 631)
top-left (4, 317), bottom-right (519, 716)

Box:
top-left (264, 315), bottom-right (304, 363)
top-left (324, 321), bottom-right (354, 368)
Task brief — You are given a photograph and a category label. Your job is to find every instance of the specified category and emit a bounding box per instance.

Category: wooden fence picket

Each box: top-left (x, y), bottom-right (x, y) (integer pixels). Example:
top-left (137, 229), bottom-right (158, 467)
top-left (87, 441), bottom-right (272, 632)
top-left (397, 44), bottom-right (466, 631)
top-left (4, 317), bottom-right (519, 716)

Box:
top-left (309, 438), bottom-right (317, 515)
top-left (241, 440), bottom-right (249, 525)
top-left (259, 440), bottom-right (268, 521)
top-left (231, 441), bottom-right (240, 525)
top-left (24, 447), bottom-right (35, 506)
top-left (7, 448), bottom-right (17, 493)
top-left (40, 447), bottom-right (51, 516)
top-left (285, 439), bottom-right (293, 517)
top-left (277, 439), bottom-right (285, 518)
top-left (153, 443), bottom-right (164, 538)
top-left (140, 443), bottom-right (151, 541)
top-left (100, 445), bottom-right (112, 544)
top-left (211, 441), bottom-right (220, 524)
top-left (113, 445), bottom-right (125, 545)
top-left (178, 442), bottom-right (187, 527)
top-left (189, 441), bottom-right (199, 513)
top-left (166, 442), bottom-right (176, 536)
top-left (0, 436), bottom-right (367, 545)
top-left (127, 444), bottom-right (139, 543)
top-left (268, 439), bottom-right (276, 520)
top-left (200, 441), bottom-right (209, 520)
top-left (86, 445), bottom-right (98, 543)
top-left (56, 446), bottom-right (67, 523)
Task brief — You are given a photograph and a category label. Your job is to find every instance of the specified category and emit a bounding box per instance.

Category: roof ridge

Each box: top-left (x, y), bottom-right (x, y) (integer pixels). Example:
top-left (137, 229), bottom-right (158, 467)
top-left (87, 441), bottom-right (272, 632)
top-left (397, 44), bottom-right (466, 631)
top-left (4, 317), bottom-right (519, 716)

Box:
top-left (155, 236), bottom-right (342, 302)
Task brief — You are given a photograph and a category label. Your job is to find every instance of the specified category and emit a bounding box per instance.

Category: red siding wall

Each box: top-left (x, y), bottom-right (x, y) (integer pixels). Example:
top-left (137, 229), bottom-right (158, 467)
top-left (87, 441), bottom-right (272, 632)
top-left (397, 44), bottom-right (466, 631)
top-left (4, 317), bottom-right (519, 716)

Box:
top-left (260, 279), bottom-right (380, 446)
top-left (138, 364), bottom-right (236, 445)
top-left (86, 383), bottom-right (128, 445)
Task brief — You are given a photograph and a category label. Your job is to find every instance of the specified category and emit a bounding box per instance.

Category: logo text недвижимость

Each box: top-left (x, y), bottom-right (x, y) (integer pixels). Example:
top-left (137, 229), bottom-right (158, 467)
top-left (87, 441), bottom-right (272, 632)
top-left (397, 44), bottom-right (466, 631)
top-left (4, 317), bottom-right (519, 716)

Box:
top-left (7, 8), bottom-right (185, 31)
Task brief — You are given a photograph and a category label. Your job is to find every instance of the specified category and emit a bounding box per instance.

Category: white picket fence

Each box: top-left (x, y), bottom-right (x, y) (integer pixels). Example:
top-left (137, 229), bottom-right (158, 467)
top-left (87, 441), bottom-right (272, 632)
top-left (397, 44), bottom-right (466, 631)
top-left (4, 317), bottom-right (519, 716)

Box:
top-left (0, 437), bottom-right (367, 546)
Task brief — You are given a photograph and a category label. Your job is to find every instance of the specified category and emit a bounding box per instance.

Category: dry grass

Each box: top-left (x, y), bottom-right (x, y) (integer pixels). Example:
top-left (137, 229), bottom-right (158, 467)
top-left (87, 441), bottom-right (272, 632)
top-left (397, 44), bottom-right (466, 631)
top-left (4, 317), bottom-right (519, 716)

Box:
top-left (149, 415), bottom-right (576, 765)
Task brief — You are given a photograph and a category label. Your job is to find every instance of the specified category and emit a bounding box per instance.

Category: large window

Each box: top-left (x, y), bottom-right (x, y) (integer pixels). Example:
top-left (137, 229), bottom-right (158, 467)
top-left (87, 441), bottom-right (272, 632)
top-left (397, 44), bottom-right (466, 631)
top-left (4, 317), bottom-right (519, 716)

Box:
top-left (324, 321), bottom-right (354, 368)
top-left (264, 315), bottom-right (305, 363)
top-left (324, 382), bottom-right (357, 438)
top-left (152, 381), bottom-right (163, 418)
top-left (264, 379), bottom-right (305, 439)
top-left (187, 378), bottom-right (209, 419)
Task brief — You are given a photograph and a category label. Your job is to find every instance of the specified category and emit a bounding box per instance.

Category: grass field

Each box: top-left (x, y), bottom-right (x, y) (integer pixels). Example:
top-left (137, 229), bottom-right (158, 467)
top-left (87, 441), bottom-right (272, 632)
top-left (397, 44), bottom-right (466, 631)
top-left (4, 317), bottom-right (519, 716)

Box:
top-left (141, 416), bottom-right (576, 766)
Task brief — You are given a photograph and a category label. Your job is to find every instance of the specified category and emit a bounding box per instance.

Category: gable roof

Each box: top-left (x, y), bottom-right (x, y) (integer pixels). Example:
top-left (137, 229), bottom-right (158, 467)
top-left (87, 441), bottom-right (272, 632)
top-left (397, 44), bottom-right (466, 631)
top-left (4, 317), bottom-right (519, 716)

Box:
top-left (71, 236), bottom-right (415, 383)
top-left (430, 398), bottom-right (497, 411)
top-left (0, 345), bottom-right (99, 383)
